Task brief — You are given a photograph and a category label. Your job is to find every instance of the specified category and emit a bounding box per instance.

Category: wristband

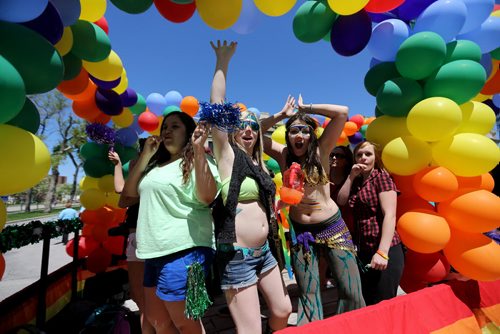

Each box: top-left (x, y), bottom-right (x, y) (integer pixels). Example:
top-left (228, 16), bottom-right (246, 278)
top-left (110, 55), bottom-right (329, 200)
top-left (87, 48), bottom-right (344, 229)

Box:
top-left (376, 250), bottom-right (389, 260)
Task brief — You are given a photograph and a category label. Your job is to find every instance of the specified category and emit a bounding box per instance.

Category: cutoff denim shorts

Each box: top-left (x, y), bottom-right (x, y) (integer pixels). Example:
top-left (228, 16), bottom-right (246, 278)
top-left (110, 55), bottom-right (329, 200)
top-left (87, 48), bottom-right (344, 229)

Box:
top-left (143, 247), bottom-right (214, 302)
top-left (217, 241), bottom-right (277, 290)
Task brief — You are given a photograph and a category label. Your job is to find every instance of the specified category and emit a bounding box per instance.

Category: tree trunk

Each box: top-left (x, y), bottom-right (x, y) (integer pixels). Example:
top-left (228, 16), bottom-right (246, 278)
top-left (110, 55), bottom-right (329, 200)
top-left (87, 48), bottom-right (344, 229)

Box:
top-left (25, 188), bottom-right (33, 212)
top-left (70, 164), bottom-right (81, 201)
top-left (44, 170), bottom-right (59, 213)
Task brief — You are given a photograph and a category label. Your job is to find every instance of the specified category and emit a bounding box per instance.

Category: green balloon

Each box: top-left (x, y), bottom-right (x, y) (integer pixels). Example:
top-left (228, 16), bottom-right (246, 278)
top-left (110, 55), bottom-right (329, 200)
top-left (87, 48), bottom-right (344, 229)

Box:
top-left (80, 142), bottom-right (108, 161)
top-left (163, 105), bottom-right (181, 116)
top-left (424, 60), bottom-right (486, 105)
top-left (293, 1), bottom-right (337, 43)
top-left (376, 77), bottom-right (424, 117)
top-left (266, 158), bottom-right (281, 174)
top-left (490, 46), bottom-right (500, 60)
top-left (129, 94), bottom-right (147, 115)
top-left (375, 107), bottom-right (384, 117)
top-left (364, 62), bottom-right (400, 96)
top-left (6, 98), bottom-right (40, 134)
top-left (0, 21), bottom-right (63, 94)
top-left (62, 52), bottom-right (83, 80)
top-left (83, 157), bottom-right (114, 178)
top-left (70, 20), bottom-right (111, 62)
top-left (0, 56), bottom-right (25, 124)
top-left (122, 161), bottom-right (130, 179)
top-left (118, 145), bottom-right (138, 164)
top-left (396, 32), bottom-right (446, 80)
top-left (110, 0), bottom-right (153, 14)
top-left (445, 40), bottom-right (482, 63)
top-left (360, 124), bottom-right (368, 137)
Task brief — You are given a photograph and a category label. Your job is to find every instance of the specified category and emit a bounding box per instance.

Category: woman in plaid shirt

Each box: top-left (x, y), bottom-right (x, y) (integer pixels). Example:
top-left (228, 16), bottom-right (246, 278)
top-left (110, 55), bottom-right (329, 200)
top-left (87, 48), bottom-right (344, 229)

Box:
top-left (337, 141), bottom-right (404, 305)
top-left (262, 96), bottom-right (365, 326)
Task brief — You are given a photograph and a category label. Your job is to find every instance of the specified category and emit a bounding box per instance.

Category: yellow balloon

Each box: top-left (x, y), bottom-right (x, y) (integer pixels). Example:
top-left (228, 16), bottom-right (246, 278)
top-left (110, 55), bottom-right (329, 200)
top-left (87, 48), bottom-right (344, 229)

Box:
top-left (148, 116), bottom-right (163, 136)
top-left (80, 188), bottom-right (106, 210)
top-left (365, 116), bottom-right (411, 148)
top-left (327, 0), bottom-right (370, 15)
top-left (196, 0), bottom-right (242, 30)
top-left (271, 125), bottom-right (287, 145)
top-left (273, 172), bottom-right (283, 188)
top-left (254, 0), bottom-right (297, 16)
top-left (80, 176), bottom-right (99, 190)
top-left (382, 136), bottom-right (432, 175)
top-left (112, 108), bottom-right (134, 128)
top-left (98, 174), bottom-right (115, 193)
top-left (83, 50), bottom-right (123, 81)
top-left (263, 153), bottom-right (271, 161)
top-left (79, 0), bottom-right (107, 22)
top-left (0, 125), bottom-right (51, 196)
top-left (407, 97), bottom-right (462, 142)
top-left (0, 200), bottom-right (6, 231)
top-left (105, 191), bottom-right (120, 208)
top-left (472, 93), bottom-right (491, 102)
top-left (315, 127), bottom-right (324, 138)
top-left (55, 27), bottom-right (73, 56)
top-left (112, 70), bottom-right (128, 94)
top-left (455, 101), bottom-right (496, 135)
top-left (432, 133), bottom-right (500, 177)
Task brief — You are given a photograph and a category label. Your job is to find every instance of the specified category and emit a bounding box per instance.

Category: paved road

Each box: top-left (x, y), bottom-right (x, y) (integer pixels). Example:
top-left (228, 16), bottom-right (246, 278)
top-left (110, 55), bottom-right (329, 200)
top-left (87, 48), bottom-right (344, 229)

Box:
top-left (0, 216), bottom-right (73, 301)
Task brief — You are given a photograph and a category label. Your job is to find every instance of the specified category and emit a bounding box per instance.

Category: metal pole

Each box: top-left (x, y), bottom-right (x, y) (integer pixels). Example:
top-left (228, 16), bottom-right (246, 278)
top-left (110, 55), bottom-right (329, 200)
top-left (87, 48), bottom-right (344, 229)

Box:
top-left (71, 230), bottom-right (80, 301)
top-left (36, 229), bottom-right (51, 329)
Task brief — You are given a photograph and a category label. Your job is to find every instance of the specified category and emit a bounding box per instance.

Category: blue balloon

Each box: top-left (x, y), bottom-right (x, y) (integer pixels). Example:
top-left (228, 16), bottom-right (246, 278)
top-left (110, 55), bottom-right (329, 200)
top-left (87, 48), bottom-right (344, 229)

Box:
top-left (480, 53), bottom-right (492, 77)
top-left (0, 0), bottom-right (48, 23)
top-left (49, 0), bottom-right (81, 26)
top-left (247, 107), bottom-right (260, 118)
top-left (330, 10), bottom-right (372, 57)
top-left (369, 57), bottom-right (383, 68)
top-left (395, 0), bottom-right (437, 21)
top-left (231, 0), bottom-right (262, 34)
top-left (146, 92), bottom-right (167, 116)
top-left (128, 115), bottom-right (145, 135)
top-left (115, 127), bottom-right (139, 147)
top-left (368, 19), bottom-right (410, 61)
top-left (459, 0), bottom-right (494, 34)
top-left (458, 17), bottom-right (500, 53)
top-left (368, 11), bottom-right (398, 23)
top-left (493, 94), bottom-right (500, 108)
top-left (413, 0), bottom-right (467, 42)
top-left (164, 90), bottom-right (182, 107)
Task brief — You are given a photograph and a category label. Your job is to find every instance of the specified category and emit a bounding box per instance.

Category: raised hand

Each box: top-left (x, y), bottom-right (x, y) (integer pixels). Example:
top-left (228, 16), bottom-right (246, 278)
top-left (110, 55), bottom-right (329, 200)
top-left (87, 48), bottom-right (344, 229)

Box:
top-left (280, 95), bottom-right (296, 118)
top-left (350, 163), bottom-right (367, 178)
top-left (210, 40), bottom-right (237, 61)
top-left (192, 121), bottom-right (211, 152)
top-left (142, 136), bottom-right (161, 160)
top-left (108, 150), bottom-right (122, 166)
top-left (297, 94), bottom-right (305, 111)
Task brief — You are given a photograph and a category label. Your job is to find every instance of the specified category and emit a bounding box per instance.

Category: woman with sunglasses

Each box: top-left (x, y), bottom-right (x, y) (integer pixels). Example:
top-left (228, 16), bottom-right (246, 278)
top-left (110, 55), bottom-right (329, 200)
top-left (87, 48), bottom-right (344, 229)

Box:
top-left (337, 141), bottom-right (403, 306)
top-left (209, 40), bottom-right (291, 334)
top-left (261, 97), bottom-right (365, 325)
top-left (329, 146), bottom-right (354, 233)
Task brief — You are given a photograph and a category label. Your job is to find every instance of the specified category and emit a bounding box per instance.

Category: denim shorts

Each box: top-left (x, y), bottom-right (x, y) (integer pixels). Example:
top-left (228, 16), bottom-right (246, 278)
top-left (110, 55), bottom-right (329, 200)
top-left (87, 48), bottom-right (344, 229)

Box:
top-left (143, 247), bottom-right (214, 302)
top-left (217, 242), bottom-right (278, 290)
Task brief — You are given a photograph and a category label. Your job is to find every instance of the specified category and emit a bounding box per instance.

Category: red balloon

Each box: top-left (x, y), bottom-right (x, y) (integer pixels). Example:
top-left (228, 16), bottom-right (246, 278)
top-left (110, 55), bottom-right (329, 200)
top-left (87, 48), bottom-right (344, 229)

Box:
top-left (93, 16), bottom-right (109, 34)
top-left (103, 236), bottom-right (126, 256)
top-left (86, 247), bottom-right (112, 273)
top-left (404, 250), bottom-right (450, 283)
top-left (364, 0), bottom-right (405, 13)
top-left (399, 269), bottom-right (428, 294)
top-left (349, 114), bottom-right (365, 128)
top-left (138, 109), bottom-right (159, 132)
top-left (392, 174), bottom-right (417, 198)
top-left (91, 224), bottom-right (109, 243)
top-left (0, 253), bottom-right (5, 280)
top-left (396, 195), bottom-right (434, 220)
top-left (65, 236), bottom-right (99, 259)
top-left (154, 0), bottom-right (196, 23)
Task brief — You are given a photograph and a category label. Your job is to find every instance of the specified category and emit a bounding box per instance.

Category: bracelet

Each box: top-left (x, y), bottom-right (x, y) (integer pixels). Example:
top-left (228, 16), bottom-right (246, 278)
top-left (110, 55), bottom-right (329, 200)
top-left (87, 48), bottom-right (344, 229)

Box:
top-left (309, 103), bottom-right (312, 112)
top-left (376, 250), bottom-right (389, 260)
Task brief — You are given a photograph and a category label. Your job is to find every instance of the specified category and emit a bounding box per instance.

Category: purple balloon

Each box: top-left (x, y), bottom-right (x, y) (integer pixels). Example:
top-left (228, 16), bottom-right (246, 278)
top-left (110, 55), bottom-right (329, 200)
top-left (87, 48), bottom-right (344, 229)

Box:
top-left (115, 127), bottom-right (139, 147)
top-left (95, 88), bottom-right (123, 116)
top-left (368, 11), bottom-right (397, 23)
top-left (90, 74), bottom-right (121, 90)
top-left (483, 99), bottom-right (499, 115)
top-left (120, 88), bottom-right (138, 107)
top-left (395, 0), bottom-right (437, 21)
top-left (348, 132), bottom-right (364, 145)
top-left (49, 0), bottom-right (80, 26)
top-left (330, 10), bottom-right (372, 57)
top-left (21, 2), bottom-right (63, 44)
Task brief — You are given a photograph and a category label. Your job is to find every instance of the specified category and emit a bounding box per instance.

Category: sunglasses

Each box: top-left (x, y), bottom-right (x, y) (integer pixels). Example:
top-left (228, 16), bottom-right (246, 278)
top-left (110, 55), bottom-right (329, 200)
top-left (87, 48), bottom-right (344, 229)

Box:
top-left (239, 120), bottom-right (260, 131)
top-left (288, 125), bottom-right (312, 136)
top-left (330, 153), bottom-right (347, 159)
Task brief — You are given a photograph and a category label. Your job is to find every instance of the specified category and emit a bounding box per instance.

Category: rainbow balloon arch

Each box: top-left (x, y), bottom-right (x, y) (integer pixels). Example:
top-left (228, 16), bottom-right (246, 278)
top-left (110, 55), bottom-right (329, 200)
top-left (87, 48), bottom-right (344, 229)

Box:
top-left (0, 0), bottom-right (499, 285)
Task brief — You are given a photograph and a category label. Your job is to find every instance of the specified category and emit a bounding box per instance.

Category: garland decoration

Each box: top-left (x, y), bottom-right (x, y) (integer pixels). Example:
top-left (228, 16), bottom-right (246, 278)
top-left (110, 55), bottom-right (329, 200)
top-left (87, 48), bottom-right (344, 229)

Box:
top-left (0, 218), bottom-right (83, 253)
top-left (198, 102), bottom-right (241, 132)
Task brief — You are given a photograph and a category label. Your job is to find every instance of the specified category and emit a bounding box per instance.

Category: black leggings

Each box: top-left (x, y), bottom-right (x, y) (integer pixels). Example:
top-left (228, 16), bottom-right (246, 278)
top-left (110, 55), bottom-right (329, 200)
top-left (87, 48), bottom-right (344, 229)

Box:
top-left (359, 243), bottom-right (405, 305)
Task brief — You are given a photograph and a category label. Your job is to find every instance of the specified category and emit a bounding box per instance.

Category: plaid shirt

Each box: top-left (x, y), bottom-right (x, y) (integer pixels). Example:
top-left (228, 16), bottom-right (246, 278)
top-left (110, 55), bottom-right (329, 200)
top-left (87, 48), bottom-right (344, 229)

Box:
top-left (348, 169), bottom-right (401, 255)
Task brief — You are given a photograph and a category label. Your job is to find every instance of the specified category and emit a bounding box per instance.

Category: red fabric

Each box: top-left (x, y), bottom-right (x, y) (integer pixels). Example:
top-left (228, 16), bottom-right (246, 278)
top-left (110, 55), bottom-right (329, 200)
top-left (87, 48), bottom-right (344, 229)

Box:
top-left (277, 284), bottom-right (480, 334)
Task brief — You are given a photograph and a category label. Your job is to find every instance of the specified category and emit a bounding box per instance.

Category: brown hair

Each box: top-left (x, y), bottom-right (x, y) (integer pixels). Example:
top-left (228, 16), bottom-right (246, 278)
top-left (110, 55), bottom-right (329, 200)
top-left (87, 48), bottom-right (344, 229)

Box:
top-left (353, 141), bottom-right (386, 171)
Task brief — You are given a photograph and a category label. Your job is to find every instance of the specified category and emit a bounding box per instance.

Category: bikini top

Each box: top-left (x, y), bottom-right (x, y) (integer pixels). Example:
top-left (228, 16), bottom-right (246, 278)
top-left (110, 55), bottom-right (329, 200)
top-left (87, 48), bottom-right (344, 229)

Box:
top-left (221, 176), bottom-right (259, 204)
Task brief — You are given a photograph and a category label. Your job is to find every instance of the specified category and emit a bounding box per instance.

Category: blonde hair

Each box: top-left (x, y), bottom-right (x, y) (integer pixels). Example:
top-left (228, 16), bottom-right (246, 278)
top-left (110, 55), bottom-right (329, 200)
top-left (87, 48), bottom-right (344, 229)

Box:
top-left (229, 111), bottom-right (269, 174)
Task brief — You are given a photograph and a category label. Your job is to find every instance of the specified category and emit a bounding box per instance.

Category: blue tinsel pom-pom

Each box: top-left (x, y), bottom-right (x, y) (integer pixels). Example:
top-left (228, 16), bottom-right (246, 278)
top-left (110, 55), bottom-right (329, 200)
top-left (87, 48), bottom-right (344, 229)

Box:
top-left (86, 123), bottom-right (116, 145)
top-left (198, 102), bottom-right (241, 132)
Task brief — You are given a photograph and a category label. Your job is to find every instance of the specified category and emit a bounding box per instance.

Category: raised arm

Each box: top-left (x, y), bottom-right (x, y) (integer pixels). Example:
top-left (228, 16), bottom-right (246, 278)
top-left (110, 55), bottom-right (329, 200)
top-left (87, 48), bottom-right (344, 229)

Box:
top-left (337, 163), bottom-right (364, 206)
top-left (108, 150), bottom-right (125, 193)
top-left (261, 95), bottom-right (296, 168)
top-left (119, 136), bottom-right (160, 208)
top-left (209, 40), bottom-right (237, 178)
top-left (192, 122), bottom-right (218, 205)
top-left (297, 94), bottom-right (348, 157)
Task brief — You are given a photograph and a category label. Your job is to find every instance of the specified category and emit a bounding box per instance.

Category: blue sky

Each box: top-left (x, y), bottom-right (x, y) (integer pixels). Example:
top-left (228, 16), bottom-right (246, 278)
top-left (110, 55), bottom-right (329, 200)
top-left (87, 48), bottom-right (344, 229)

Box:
top-left (60, 3), bottom-right (376, 180)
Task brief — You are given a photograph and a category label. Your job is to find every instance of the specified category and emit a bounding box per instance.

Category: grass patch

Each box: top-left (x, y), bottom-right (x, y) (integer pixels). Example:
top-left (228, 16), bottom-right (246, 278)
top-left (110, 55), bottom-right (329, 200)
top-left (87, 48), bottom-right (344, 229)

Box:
top-left (7, 208), bottom-right (65, 222)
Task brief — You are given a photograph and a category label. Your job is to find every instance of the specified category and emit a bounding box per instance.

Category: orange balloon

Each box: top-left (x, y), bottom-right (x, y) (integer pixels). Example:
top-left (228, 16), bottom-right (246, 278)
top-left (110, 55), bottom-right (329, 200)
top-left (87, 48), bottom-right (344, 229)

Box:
top-left (397, 209), bottom-right (450, 253)
top-left (57, 68), bottom-right (89, 95)
top-left (444, 228), bottom-right (500, 281)
top-left (396, 195), bottom-right (435, 220)
top-left (72, 97), bottom-right (100, 121)
top-left (456, 173), bottom-right (495, 195)
top-left (413, 166), bottom-right (458, 202)
top-left (437, 190), bottom-right (500, 233)
top-left (180, 96), bottom-right (199, 117)
top-left (392, 173), bottom-right (417, 198)
top-left (364, 116), bottom-right (376, 125)
top-left (62, 80), bottom-right (97, 101)
top-left (91, 111), bottom-right (111, 124)
top-left (236, 102), bottom-right (247, 112)
top-left (343, 121), bottom-right (358, 136)
top-left (279, 187), bottom-right (304, 205)
top-left (336, 130), bottom-right (348, 145)
top-left (87, 247), bottom-right (112, 273)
